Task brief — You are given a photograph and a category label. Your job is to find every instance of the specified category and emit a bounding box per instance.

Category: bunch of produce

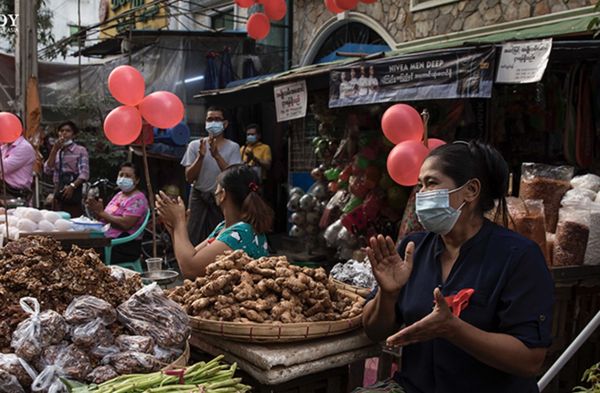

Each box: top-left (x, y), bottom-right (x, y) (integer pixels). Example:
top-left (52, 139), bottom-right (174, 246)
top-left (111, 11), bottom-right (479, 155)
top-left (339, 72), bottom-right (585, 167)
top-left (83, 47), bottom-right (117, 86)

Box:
top-left (67, 355), bottom-right (250, 393)
top-left (3, 285), bottom-right (190, 393)
top-left (0, 236), bottom-right (142, 351)
top-left (1, 207), bottom-right (73, 236)
top-left (330, 258), bottom-right (375, 289)
top-left (168, 250), bottom-right (364, 323)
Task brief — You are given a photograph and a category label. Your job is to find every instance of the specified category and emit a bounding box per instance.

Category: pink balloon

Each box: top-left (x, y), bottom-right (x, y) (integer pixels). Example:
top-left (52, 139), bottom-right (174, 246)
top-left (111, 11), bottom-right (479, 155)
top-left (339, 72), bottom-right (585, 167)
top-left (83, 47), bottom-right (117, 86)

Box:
top-left (108, 65), bottom-right (145, 106)
top-left (427, 138), bottom-right (446, 150)
top-left (381, 104), bottom-right (424, 145)
top-left (324, 0), bottom-right (344, 13)
top-left (247, 13), bottom-right (270, 41)
top-left (264, 0), bottom-right (287, 21)
top-left (235, 0), bottom-right (254, 7)
top-left (139, 91), bottom-right (185, 129)
top-left (386, 140), bottom-right (429, 186)
top-left (103, 106), bottom-right (142, 146)
top-left (0, 112), bottom-right (22, 143)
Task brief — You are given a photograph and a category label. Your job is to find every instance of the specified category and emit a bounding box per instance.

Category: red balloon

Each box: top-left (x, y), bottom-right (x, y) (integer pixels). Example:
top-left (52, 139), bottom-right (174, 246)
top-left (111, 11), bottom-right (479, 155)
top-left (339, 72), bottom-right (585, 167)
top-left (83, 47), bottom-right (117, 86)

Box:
top-left (247, 13), bottom-right (270, 40)
top-left (324, 0), bottom-right (344, 13)
top-left (0, 112), bottom-right (22, 143)
top-left (103, 106), bottom-right (142, 146)
top-left (108, 65), bottom-right (145, 106)
top-left (427, 138), bottom-right (446, 150)
top-left (264, 0), bottom-right (287, 21)
top-left (334, 0), bottom-right (358, 10)
top-left (381, 104), bottom-right (424, 145)
top-left (360, 0), bottom-right (377, 3)
top-left (387, 140), bottom-right (429, 186)
top-left (235, 0), bottom-right (255, 7)
top-left (139, 91), bottom-right (185, 129)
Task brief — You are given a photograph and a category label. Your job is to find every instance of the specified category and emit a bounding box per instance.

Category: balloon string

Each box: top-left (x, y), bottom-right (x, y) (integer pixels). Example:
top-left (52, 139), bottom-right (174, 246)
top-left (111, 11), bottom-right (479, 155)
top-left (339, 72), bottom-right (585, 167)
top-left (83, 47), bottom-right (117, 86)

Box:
top-left (421, 109), bottom-right (430, 148)
top-left (0, 153), bottom-right (8, 242)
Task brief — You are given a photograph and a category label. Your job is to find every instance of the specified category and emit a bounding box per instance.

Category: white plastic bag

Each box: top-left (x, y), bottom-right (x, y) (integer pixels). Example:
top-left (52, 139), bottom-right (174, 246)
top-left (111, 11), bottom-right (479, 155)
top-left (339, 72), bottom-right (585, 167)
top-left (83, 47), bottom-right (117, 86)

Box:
top-left (571, 173), bottom-right (600, 192)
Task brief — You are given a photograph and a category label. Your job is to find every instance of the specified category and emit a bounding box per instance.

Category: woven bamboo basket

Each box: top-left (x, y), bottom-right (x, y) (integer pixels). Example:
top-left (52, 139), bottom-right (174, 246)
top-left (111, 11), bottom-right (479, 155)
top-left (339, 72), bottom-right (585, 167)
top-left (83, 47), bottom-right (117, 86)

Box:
top-left (331, 278), bottom-right (372, 298)
top-left (189, 291), bottom-right (364, 343)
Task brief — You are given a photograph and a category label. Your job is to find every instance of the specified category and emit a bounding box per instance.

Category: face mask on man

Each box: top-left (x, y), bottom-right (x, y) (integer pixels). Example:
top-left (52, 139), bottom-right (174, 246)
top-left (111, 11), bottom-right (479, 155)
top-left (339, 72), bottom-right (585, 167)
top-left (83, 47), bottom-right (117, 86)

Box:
top-left (63, 139), bottom-right (73, 146)
top-left (246, 135), bottom-right (258, 144)
top-left (206, 121), bottom-right (224, 136)
top-left (116, 177), bottom-right (135, 192)
top-left (415, 183), bottom-right (468, 235)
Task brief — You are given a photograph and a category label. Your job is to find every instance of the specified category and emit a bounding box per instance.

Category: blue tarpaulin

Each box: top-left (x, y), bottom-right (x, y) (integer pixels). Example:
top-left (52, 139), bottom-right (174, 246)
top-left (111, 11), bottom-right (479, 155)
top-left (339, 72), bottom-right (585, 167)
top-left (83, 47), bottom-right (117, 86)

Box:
top-left (316, 43), bottom-right (390, 64)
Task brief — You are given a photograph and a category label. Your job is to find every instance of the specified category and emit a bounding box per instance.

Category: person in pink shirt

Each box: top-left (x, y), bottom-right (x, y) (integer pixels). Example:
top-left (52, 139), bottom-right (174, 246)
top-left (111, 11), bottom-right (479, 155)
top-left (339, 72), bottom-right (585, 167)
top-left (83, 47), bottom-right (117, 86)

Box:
top-left (0, 135), bottom-right (36, 204)
top-left (86, 162), bottom-right (149, 263)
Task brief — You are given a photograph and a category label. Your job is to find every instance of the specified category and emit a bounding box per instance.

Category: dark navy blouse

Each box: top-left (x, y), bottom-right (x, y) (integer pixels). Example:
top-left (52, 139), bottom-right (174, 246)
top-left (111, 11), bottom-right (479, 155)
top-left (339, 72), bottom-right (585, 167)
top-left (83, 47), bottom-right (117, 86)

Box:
top-left (379, 219), bottom-right (554, 393)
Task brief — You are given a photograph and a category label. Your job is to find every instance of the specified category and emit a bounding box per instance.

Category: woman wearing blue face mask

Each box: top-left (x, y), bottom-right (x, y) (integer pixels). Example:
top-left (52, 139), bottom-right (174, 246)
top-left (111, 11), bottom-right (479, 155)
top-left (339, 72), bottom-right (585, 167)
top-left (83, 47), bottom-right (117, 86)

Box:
top-left (361, 141), bottom-right (553, 393)
top-left (86, 162), bottom-right (149, 263)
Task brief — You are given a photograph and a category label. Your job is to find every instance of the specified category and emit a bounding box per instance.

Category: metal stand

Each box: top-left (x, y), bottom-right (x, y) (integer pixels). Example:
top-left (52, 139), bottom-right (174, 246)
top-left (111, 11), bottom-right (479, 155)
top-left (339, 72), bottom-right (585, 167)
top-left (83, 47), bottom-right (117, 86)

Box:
top-left (538, 310), bottom-right (600, 391)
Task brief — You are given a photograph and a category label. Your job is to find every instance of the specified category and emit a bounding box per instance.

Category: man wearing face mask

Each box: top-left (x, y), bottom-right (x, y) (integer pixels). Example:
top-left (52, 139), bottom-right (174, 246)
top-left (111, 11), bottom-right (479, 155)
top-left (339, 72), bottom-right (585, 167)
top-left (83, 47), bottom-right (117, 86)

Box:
top-left (360, 141), bottom-right (553, 393)
top-left (181, 107), bottom-right (241, 245)
top-left (86, 162), bottom-right (149, 263)
top-left (241, 124), bottom-right (271, 181)
top-left (44, 121), bottom-right (89, 217)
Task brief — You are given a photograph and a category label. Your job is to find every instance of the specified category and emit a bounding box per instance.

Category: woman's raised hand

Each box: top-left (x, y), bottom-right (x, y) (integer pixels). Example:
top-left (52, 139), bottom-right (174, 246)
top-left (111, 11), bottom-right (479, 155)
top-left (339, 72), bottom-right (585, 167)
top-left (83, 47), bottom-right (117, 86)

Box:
top-left (366, 235), bottom-right (415, 296)
top-left (155, 191), bottom-right (186, 229)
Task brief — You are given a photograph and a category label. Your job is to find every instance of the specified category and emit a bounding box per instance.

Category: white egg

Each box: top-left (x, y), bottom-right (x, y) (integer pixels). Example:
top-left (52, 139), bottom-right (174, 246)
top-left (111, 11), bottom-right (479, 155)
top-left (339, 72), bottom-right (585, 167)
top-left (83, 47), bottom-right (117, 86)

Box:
top-left (43, 211), bottom-right (61, 224)
top-left (24, 209), bottom-right (44, 223)
top-left (54, 219), bottom-right (72, 231)
top-left (7, 216), bottom-right (19, 226)
top-left (37, 220), bottom-right (55, 232)
top-left (17, 218), bottom-right (37, 232)
top-left (13, 207), bottom-right (27, 218)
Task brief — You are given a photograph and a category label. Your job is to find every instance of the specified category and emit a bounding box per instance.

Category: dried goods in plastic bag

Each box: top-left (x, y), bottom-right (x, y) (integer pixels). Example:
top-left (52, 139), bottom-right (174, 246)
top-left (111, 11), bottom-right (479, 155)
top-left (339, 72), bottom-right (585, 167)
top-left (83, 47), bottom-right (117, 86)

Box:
top-left (88, 344), bottom-right (120, 365)
top-left (330, 259), bottom-right (375, 288)
top-left (554, 206), bottom-right (590, 266)
top-left (117, 284), bottom-right (190, 348)
top-left (561, 188), bottom-right (597, 206)
top-left (571, 173), bottom-right (600, 192)
top-left (115, 335), bottom-right (154, 354)
top-left (70, 318), bottom-right (114, 348)
top-left (506, 198), bottom-right (550, 265)
top-left (32, 344), bottom-right (92, 393)
top-left (153, 346), bottom-right (183, 364)
top-left (584, 205), bottom-right (600, 266)
top-left (0, 354), bottom-right (36, 389)
top-left (86, 365), bottom-right (119, 384)
top-left (0, 369), bottom-right (25, 393)
top-left (519, 163), bottom-right (574, 233)
top-left (64, 296), bottom-right (116, 325)
top-left (11, 298), bottom-right (66, 361)
top-left (102, 351), bottom-right (161, 374)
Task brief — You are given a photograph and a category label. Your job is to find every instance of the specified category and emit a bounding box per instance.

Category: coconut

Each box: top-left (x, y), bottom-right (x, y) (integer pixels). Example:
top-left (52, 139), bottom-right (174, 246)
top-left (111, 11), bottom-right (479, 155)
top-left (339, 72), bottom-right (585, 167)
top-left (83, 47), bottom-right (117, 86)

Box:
top-left (54, 219), bottom-right (72, 231)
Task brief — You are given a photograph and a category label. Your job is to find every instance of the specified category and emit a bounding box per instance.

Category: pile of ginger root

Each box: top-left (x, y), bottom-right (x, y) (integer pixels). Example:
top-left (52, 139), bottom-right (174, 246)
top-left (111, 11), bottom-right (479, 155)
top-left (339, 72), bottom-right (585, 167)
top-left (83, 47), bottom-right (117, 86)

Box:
top-left (168, 250), bottom-right (364, 323)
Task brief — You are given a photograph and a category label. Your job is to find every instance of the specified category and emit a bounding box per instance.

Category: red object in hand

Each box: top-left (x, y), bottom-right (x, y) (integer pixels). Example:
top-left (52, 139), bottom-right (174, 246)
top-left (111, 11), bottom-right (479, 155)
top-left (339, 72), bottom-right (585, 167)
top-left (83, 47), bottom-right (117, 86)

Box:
top-left (443, 288), bottom-right (475, 317)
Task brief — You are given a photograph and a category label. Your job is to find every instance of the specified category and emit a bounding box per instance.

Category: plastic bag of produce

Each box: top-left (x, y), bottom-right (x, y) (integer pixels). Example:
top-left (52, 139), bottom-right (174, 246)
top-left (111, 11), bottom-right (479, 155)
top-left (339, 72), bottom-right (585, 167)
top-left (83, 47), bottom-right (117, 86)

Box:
top-left (584, 204), bottom-right (600, 266)
top-left (117, 283), bottom-right (190, 348)
top-left (89, 345), bottom-right (120, 364)
top-left (86, 366), bottom-right (119, 384)
top-left (32, 345), bottom-right (92, 393)
top-left (0, 354), bottom-right (37, 390)
top-left (102, 351), bottom-right (161, 374)
top-left (115, 335), bottom-right (154, 354)
top-left (64, 295), bottom-right (116, 325)
top-left (153, 346), bottom-right (183, 364)
top-left (11, 298), bottom-right (67, 361)
top-left (519, 163), bottom-right (574, 233)
top-left (0, 369), bottom-right (25, 393)
top-left (70, 318), bottom-right (114, 348)
top-left (571, 173), bottom-right (600, 192)
top-left (553, 206), bottom-right (590, 266)
top-left (561, 188), bottom-right (597, 206)
top-left (506, 198), bottom-right (550, 265)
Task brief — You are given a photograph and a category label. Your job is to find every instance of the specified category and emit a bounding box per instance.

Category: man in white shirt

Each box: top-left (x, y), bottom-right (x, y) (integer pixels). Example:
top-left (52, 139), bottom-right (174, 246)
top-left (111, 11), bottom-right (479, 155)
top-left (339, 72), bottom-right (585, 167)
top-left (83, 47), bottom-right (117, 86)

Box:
top-left (339, 72), bottom-right (352, 99)
top-left (357, 66), bottom-right (370, 97)
top-left (348, 68), bottom-right (360, 98)
top-left (368, 65), bottom-right (379, 96)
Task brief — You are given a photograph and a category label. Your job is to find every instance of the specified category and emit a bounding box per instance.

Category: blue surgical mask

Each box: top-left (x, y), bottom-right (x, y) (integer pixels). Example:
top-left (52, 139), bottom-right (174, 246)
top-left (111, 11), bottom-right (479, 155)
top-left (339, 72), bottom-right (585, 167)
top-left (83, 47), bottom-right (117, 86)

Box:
top-left (206, 121), bottom-right (224, 136)
top-left (246, 135), bottom-right (257, 144)
top-left (116, 177), bottom-right (135, 192)
top-left (415, 185), bottom-right (467, 235)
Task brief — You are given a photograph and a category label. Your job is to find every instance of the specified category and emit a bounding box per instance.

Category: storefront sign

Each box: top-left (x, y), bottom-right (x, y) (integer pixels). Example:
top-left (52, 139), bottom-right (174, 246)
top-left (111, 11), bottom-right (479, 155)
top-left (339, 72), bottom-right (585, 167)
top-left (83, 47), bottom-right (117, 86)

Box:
top-left (328, 46), bottom-right (496, 108)
top-left (495, 39), bottom-right (552, 84)
top-left (100, 0), bottom-right (167, 39)
top-left (274, 81), bottom-right (308, 122)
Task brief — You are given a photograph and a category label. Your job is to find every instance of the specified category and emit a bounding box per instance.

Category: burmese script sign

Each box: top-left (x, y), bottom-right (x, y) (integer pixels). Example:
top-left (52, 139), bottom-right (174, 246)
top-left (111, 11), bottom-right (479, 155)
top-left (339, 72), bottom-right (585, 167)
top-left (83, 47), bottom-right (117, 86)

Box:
top-left (496, 39), bottom-right (552, 84)
top-left (329, 46), bottom-right (496, 107)
top-left (274, 81), bottom-right (308, 122)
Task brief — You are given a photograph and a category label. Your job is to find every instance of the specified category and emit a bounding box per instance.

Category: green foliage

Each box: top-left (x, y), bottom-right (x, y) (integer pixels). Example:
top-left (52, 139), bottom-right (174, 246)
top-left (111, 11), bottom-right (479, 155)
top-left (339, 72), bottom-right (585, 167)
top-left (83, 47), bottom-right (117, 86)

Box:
top-left (574, 363), bottom-right (600, 393)
top-left (0, 0), bottom-right (56, 55)
top-left (76, 130), bottom-right (127, 181)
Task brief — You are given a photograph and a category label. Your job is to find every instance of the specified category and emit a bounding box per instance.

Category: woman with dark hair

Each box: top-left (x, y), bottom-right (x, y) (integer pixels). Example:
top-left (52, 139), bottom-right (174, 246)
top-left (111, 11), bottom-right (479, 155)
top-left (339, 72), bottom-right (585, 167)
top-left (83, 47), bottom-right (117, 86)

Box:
top-left (361, 141), bottom-right (553, 393)
top-left (44, 121), bottom-right (89, 217)
top-left (86, 162), bottom-right (149, 263)
top-left (156, 164), bottom-right (274, 279)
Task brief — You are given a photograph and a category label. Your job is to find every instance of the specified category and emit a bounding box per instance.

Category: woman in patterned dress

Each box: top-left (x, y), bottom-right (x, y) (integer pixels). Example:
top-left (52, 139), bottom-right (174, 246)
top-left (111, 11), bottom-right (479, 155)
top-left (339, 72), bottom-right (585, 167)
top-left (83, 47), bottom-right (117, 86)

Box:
top-left (156, 164), bottom-right (274, 279)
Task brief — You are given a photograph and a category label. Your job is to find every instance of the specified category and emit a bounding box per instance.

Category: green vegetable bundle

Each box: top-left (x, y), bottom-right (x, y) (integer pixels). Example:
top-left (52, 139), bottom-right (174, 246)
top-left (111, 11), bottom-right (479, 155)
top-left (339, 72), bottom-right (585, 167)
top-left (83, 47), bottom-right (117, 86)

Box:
top-left (65, 355), bottom-right (250, 393)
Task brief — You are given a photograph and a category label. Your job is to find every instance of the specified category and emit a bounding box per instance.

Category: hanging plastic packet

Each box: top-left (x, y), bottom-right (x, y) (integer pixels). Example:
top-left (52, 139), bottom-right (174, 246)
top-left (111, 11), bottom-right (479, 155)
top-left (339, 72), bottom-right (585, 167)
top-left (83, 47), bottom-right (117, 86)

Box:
top-left (32, 345), bottom-right (92, 393)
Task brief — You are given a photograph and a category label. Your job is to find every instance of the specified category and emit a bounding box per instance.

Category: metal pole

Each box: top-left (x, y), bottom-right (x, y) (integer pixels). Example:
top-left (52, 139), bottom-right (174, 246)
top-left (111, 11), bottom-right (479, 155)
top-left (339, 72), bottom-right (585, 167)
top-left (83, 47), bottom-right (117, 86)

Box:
top-left (0, 153), bottom-right (10, 239)
top-left (538, 310), bottom-right (600, 392)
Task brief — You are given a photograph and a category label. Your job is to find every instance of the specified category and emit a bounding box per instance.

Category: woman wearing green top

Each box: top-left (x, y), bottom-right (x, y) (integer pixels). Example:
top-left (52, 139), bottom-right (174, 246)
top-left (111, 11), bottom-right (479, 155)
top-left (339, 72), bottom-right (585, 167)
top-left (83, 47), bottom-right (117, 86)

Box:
top-left (156, 164), bottom-right (274, 279)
